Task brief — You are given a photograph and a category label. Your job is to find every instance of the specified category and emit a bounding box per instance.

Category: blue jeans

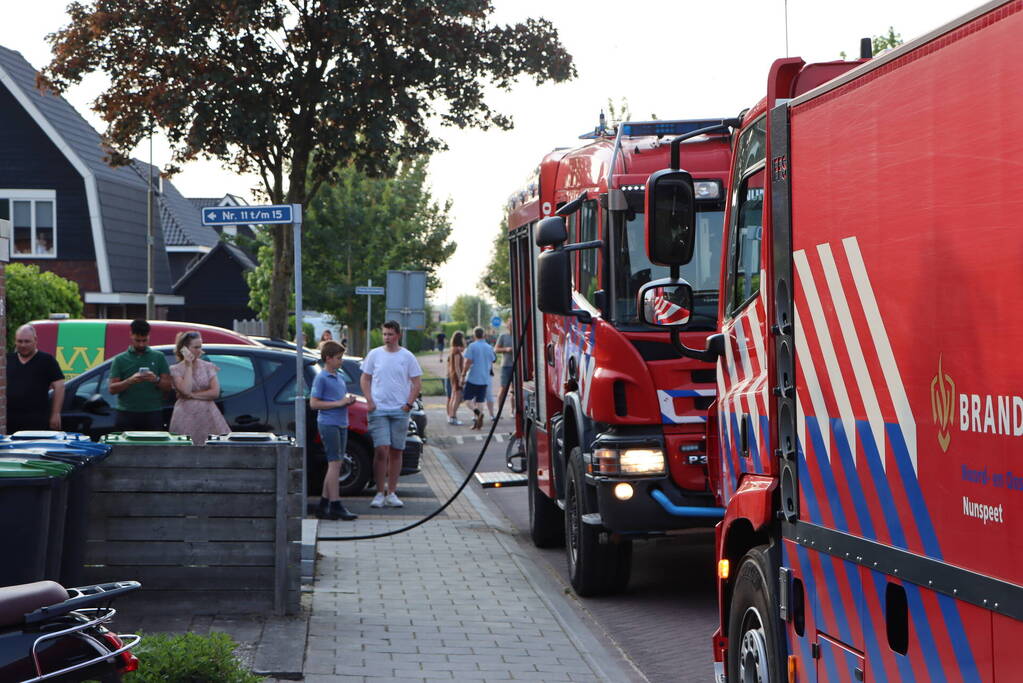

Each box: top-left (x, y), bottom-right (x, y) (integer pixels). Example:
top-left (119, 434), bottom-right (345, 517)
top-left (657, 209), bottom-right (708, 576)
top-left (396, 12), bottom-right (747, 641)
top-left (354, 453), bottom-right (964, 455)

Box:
top-left (368, 409), bottom-right (409, 450)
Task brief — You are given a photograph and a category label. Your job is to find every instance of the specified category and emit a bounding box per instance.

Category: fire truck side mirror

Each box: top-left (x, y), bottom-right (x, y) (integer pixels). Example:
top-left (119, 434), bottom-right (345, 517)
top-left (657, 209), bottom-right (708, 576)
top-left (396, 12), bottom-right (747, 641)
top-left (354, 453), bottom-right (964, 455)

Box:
top-left (637, 278), bottom-right (693, 327)
top-left (535, 216), bottom-right (568, 247)
top-left (536, 248), bottom-right (572, 315)
top-left (645, 168), bottom-right (696, 266)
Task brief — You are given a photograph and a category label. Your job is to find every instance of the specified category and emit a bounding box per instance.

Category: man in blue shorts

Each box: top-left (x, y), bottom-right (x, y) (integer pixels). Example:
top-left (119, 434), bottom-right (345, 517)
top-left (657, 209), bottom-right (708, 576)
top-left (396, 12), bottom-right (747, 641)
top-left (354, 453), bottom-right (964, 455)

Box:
top-left (360, 320), bottom-right (422, 508)
top-left (310, 340), bottom-right (358, 520)
top-left (461, 327), bottom-right (496, 430)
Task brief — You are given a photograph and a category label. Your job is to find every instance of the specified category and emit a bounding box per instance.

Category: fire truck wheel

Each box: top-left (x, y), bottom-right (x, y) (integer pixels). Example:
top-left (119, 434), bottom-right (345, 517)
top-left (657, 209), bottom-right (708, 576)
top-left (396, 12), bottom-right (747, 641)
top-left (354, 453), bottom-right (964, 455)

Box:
top-left (338, 439), bottom-right (372, 497)
top-left (527, 424), bottom-right (565, 548)
top-left (727, 545), bottom-right (783, 683)
top-left (565, 447), bottom-right (631, 596)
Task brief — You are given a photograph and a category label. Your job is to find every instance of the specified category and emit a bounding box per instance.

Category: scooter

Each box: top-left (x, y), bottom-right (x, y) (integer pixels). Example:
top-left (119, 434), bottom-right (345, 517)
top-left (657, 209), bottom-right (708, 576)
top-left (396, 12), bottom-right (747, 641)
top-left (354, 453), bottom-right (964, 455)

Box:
top-left (0, 580), bottom-right (141, 682)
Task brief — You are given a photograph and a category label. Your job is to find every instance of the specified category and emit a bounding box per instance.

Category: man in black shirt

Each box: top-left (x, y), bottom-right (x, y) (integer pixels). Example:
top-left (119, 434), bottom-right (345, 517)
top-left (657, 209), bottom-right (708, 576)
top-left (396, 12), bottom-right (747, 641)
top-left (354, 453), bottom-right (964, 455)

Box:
top-left (6, 324), bottom-right (65, 433)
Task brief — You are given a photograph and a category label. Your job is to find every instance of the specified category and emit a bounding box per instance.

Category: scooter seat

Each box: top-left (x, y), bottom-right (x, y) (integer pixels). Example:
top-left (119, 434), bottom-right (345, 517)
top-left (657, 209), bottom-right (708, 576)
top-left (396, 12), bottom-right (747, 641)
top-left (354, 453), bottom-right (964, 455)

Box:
top-left (0, 581), bottom-right (69, 628)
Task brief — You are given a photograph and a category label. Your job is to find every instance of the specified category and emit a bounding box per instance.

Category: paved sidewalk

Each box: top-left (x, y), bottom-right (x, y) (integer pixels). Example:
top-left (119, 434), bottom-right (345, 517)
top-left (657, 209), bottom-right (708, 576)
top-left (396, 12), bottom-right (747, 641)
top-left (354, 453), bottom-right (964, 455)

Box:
top-left (306, 423), bottom-right (643, 681)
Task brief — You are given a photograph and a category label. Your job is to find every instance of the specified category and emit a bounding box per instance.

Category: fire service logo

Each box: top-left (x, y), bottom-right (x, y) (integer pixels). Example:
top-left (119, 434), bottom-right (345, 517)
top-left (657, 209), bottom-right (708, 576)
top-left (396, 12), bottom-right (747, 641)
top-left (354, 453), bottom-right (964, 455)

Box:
top-left (931, 356), bottom-right (955, 452)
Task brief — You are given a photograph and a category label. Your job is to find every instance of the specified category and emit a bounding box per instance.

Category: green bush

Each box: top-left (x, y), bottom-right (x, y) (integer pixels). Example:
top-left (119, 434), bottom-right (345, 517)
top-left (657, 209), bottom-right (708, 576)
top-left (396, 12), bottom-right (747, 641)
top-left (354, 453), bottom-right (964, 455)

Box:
top-left (125, 631), bottom-right (262, 683)
top-left (286, 317), bottom-right (317, 348)
top-left (6, 263), bottom-right (83, 350)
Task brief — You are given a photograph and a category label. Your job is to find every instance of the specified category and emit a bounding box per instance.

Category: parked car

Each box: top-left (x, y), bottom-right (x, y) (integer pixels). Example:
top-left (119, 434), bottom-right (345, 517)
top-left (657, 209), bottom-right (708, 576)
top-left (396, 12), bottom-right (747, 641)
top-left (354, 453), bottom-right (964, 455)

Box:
top-left (32, 319), bottom-right (262, 380)
top-left (59, 344), bottom-right (421, 496)
top-left (248, 337), bottom-right (428, 440)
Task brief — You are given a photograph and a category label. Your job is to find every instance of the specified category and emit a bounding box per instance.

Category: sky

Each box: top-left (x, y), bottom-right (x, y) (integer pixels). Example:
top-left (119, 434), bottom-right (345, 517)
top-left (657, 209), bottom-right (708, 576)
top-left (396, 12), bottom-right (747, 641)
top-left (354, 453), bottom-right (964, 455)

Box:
top-left (0, 0), bottom-right (985, 306)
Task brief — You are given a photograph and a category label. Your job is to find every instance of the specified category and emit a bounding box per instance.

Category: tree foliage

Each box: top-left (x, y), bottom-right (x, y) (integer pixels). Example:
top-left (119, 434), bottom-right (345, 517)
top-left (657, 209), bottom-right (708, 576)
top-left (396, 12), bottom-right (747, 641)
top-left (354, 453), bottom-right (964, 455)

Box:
top-left (43, 0), bottom-right (576, 337)
top-left (245, 159), bottom-right (455, 355)
top-left (482, 219), bottom-right (511, 309)
top-left (450, 294), bottom-right (492, 331)
top-left (872, 27), bottom-right (903, 53)
top-left (6, 264), bottom-right (83, 350)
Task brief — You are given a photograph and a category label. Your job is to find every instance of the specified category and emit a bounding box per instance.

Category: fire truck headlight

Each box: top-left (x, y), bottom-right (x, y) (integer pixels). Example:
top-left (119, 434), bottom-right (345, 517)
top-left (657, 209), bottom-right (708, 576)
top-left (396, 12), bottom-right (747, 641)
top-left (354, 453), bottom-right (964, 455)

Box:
top-left (614, 482), bottom-right (634, 501)
top-left (694, 180), bottom-right (722, 199)
top-left (619, 448), bottom-right (666, 475)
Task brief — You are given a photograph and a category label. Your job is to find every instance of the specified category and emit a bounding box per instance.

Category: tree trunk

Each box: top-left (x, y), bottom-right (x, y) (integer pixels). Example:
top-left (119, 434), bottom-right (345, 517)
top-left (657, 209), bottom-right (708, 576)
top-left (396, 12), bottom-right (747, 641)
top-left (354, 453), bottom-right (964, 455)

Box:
top-left (268, 224), bottom-right (294, 339)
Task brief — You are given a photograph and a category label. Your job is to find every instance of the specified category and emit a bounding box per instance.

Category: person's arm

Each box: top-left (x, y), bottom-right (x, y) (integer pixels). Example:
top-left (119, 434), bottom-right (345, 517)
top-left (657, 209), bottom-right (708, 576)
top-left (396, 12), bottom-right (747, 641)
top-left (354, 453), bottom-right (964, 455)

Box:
top-left (171, 364), bottom-right (193, 399)
top-left (360, 371), bottom-right (375, 412)
top-left (49, 378), bottom-right (65, 429)
top-left (109, 358), bottom-right (143, 395)
top-left (461, 352), bottom-right (474, 383)
top-left (155, 354), bottom-right (173, 392)
top-left (402, 376), bottom-right (422, 412)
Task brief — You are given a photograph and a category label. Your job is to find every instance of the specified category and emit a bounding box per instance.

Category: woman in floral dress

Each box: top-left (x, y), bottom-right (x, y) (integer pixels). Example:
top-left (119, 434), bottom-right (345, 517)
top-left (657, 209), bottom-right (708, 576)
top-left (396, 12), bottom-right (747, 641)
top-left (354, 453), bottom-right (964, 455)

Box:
top-left (169, 331), bottom-right (229, 444)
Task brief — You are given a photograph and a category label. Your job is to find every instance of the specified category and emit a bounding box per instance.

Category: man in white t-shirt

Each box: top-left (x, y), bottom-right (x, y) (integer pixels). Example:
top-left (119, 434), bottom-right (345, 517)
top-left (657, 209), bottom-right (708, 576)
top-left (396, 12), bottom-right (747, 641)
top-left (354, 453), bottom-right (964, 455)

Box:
top-left (360, 320), bottom-right (423, 508)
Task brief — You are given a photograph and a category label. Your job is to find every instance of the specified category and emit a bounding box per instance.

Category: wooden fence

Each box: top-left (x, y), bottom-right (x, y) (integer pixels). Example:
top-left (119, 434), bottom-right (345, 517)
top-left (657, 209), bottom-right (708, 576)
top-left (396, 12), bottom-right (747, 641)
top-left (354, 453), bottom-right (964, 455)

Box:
top-left (84, 444), bottom-right (302, 615)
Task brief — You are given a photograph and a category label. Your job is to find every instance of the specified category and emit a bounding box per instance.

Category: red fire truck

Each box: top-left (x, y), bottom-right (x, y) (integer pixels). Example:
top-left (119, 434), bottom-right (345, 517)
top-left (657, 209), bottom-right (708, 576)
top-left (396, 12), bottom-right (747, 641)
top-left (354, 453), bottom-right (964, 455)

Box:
top-left (640, 1), bottom-right (1023, 679)
top-left (506, 118), bottom-right (732, 595)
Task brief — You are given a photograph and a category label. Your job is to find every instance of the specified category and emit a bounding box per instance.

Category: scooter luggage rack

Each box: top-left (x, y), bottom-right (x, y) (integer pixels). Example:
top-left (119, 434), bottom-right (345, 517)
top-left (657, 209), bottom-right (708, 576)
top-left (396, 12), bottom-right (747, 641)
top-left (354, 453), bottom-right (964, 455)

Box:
top-left (25, 606), bottom-right (141, 682)
top-left (25, 581), bottom-right (140, 624)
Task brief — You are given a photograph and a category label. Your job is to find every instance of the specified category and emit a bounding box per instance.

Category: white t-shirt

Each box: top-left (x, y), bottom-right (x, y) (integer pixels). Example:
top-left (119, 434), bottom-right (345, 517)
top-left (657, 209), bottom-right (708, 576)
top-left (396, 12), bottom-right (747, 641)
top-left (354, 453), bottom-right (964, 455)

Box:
top-left (361, 346), bottom-right (423, 410)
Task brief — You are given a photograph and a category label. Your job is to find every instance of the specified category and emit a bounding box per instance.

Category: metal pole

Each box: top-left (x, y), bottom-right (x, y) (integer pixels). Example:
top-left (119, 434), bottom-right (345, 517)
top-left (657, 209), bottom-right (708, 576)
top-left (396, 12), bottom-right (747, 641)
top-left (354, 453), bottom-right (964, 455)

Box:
top-left (146, 130), bottom-right (155, 319)
top-left (292, 204), bottom-right (306, 509)
top-left (366, 278), bottom-right (372, 355)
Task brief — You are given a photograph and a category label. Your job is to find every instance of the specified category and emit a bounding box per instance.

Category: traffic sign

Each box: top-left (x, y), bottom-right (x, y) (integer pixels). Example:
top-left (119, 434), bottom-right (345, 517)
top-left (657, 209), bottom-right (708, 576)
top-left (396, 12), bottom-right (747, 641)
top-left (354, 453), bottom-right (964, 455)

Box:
top-left (201, 204), bottom-right (294, 226)
top-left (491, 316), bottom-right (502, 327)
top-left (355, 286), bottom-right (385, 296)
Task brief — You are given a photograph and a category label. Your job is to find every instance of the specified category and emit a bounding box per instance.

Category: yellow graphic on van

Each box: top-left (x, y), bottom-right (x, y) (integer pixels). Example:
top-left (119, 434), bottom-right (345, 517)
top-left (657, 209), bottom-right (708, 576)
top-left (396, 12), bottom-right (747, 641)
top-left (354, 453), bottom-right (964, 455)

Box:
top-left (55, 322), bottom-right (106, 379)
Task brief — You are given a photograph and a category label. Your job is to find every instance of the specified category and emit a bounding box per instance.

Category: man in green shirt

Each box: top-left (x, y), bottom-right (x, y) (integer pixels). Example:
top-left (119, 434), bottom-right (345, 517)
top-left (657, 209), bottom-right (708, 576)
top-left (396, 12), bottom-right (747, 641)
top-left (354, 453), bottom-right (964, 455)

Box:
top-left (108, 319), bottom-right (172, 430)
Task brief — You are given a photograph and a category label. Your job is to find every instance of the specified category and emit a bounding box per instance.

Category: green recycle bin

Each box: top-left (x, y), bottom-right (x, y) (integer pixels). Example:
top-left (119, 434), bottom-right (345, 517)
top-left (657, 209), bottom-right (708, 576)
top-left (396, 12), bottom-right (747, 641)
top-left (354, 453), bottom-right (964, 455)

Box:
top-left (0, 458), bottom-right (74, 585)
top-left (100, 431), bottom-right (193, 446)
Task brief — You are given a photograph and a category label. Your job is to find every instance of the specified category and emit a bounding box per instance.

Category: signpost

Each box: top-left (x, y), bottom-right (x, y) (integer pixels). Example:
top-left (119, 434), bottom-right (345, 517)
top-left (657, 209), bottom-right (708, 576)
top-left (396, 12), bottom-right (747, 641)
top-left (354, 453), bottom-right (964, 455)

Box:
top-left (356, 281), bottom-right (385, 354)
top-left (384, 270), bottom-right (427, 331)
top-left (491, 316), bottom-right (502, 328)
top-left (204, 204), bottom-right (306, 506)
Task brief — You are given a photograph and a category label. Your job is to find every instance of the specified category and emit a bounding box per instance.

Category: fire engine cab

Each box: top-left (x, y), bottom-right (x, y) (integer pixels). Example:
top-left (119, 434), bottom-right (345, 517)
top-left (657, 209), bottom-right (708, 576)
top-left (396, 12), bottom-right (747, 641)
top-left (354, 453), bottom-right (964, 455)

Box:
top-left (504, 118), bottom-right (732, 595)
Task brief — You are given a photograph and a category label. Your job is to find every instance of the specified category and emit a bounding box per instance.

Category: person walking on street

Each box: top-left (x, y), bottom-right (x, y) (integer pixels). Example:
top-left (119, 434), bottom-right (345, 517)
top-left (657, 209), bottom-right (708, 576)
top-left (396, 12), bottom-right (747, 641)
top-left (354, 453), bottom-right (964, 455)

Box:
top-left (461, 327), bottom-right (496, 430)
top-left (435, 331), bottom-right (446, 362)
top-left (109, 319), bottom-right (172, 431)
top-left (445, 331), bottom-right (466, 425)
top-left (310, 340), bottom-right (358, 520)
top-left (495, 319), bottom-right (515, 416)
top-left (6, 324), bottom-right (65, 433)
top-left (168, 331), bottom-right (229, 445)
top-left (360, 321), bottom-right (422, 508)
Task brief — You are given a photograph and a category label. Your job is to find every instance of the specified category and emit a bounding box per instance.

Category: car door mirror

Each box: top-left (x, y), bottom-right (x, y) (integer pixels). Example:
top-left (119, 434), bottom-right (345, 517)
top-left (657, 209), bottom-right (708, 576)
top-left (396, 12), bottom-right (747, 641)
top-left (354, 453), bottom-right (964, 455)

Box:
top-left (637, 278), bottom-right (694, 327)
top-left (84, 394), bottom-right (110, 415)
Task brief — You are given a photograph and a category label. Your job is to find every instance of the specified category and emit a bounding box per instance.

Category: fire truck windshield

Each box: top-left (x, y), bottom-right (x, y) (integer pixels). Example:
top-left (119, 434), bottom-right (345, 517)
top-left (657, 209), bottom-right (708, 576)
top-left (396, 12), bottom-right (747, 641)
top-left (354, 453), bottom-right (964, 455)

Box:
top-left (613, 204), bottom-right (724, 329)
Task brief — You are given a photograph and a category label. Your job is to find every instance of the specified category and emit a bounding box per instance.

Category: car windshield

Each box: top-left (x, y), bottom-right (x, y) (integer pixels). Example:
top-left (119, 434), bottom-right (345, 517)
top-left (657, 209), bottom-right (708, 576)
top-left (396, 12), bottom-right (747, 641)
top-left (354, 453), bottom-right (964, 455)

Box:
top-left (612, 204), bottom-right (724, 329)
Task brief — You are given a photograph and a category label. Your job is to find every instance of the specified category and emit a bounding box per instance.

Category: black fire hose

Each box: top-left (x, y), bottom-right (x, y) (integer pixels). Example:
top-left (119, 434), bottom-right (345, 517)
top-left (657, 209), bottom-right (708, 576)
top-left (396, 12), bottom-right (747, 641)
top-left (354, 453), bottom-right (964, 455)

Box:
top-left (319, 316), bottom-right (530, 541)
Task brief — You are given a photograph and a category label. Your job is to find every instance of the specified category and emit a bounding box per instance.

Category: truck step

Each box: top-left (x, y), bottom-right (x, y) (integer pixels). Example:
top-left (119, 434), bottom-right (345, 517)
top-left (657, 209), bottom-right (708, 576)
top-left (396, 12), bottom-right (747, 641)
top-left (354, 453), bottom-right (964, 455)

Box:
top-left (475, 471), bottom-right (529, 488)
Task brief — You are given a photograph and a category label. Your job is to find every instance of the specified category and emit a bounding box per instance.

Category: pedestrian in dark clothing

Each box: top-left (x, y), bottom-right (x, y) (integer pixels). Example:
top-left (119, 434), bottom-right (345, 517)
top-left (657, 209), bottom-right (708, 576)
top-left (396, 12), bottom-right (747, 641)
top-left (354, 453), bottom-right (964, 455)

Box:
top-left (435, 331), bottom-right (446, 362)
top-left (6, 324), bottom-right (65, 433)
top-left (108, 319), bottom-right (172, 431)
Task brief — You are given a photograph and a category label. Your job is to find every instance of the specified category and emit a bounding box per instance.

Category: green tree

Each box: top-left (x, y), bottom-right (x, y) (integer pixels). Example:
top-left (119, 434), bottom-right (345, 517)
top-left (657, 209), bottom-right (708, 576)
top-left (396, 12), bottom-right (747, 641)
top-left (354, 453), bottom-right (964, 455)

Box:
top-left (245, 159), bottom-right (455, 355)
top-left (6, 264), bottom-right (83, 349)
top-left (450, 294), bottom-right (492, 331)
top-left (841, 27), bottom-right (903, 58)
top-left (482, 219), bottom-right (511, 309)
top-left (43, 1), bottom-right (576, 338)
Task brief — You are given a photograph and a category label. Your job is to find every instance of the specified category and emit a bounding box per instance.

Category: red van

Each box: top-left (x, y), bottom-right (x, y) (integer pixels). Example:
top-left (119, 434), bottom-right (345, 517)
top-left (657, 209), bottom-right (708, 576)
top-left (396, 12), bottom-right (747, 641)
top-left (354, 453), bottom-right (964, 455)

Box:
top-left (29, 319), bottom-right (261, 379)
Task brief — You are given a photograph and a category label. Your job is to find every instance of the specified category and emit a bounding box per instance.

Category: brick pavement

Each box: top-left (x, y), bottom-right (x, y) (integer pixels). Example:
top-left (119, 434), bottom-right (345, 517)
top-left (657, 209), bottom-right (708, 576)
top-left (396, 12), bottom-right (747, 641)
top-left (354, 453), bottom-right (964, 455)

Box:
top-left (307, 407), bottom-right (643, 682)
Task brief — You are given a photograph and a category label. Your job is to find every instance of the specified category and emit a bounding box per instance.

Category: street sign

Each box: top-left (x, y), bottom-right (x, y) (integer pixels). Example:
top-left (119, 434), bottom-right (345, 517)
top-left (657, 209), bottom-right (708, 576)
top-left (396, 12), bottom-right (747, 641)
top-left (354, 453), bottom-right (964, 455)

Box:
top-left (491, 316), bottom-right (502, 327)
top-left (385, 270), bottom-right (427, 331)
top-left (201, 204), bottom-right (294, 226)
top-left (355, 286), bottom-right (385, 296)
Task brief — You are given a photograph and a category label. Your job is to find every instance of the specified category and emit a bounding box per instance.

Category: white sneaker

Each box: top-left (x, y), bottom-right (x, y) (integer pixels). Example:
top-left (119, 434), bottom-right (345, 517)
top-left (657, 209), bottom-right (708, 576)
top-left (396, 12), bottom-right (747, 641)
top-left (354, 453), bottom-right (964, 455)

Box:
top-left (370, 492), bottom-right (386, 508)
top-left (384, 492), bottom-right (404, 507)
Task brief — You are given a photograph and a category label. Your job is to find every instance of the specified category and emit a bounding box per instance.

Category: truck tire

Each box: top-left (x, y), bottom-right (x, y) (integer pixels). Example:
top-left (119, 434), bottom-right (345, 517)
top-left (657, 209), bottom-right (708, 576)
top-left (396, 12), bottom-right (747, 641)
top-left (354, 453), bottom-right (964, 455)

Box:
top-left (527, 424), bottom-right (565, 548)
top-left (727, 545), bottom-right (784, 683)
top-left (564, 447), bottom-right (632, 596)
top-left (339, 438), bottom-right (372, 497)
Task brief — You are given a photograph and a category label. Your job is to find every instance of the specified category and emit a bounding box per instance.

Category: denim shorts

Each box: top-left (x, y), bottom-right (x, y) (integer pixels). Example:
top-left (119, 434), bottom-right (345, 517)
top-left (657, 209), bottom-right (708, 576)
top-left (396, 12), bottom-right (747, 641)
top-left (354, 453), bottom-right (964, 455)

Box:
top-left (368, 409), bottom-right (409, 450)
top-left (319, 423), bottom-right (348, 463)
top-left (463, 382), bottom-right (487, 403)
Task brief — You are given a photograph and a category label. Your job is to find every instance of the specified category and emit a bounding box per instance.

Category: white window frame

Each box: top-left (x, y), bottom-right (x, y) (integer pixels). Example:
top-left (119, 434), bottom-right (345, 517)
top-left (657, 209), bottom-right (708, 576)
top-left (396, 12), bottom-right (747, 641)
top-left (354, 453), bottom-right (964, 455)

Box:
top-left (0, 189), bottom-right (57, 259)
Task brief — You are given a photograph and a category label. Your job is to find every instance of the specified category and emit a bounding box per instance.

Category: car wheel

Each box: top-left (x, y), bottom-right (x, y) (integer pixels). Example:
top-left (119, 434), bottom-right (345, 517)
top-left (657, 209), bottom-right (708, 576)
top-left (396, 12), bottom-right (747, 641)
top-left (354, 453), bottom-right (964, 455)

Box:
top-left (527, 423), bottom-right (564, 548)
top-left (339, 439), bottom-right (372, 497)
top-left (564, 447), bottom-right (631, 596)
top-left (727, 545), bottom-right (784, 683)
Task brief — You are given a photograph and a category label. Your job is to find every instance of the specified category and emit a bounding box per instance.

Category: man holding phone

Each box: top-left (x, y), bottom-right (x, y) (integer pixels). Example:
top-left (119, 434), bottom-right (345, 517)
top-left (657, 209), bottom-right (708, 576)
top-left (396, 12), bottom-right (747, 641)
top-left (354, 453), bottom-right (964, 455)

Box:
top-left (109, 319), bottom-right (172, 430)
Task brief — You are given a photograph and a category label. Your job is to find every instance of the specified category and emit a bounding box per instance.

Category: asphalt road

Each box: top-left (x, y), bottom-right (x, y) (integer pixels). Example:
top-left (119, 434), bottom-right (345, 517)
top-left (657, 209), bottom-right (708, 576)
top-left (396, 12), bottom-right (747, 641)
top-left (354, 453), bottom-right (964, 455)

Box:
top-left (428, 407), bottom-right (720, 683)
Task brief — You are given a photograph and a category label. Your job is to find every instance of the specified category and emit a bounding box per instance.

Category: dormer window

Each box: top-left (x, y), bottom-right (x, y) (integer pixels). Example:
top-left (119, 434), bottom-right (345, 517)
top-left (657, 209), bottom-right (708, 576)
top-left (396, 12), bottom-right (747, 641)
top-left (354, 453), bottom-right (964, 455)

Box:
top-left (0, 190), bottom-right (56, 258)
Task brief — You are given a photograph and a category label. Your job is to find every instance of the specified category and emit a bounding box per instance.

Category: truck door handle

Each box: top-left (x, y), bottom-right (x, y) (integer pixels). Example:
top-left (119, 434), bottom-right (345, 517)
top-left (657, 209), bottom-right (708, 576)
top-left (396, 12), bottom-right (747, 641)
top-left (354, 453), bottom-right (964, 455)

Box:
top-left (740, 415), bottom-right (749, 456)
